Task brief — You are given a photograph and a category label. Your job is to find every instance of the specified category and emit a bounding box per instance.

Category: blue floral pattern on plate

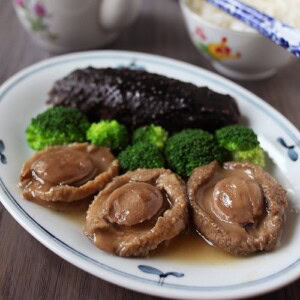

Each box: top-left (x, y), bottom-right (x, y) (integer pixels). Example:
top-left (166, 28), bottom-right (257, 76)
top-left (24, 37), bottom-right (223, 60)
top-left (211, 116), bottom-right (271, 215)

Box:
top-left (138, 265), bottom-right (184, 285)
top-left (0, 139), bottom-right (7, 164)
top-left (277, 137), bottom-right (298, 161)
top-left (118, 59), bottom-right (146, 71)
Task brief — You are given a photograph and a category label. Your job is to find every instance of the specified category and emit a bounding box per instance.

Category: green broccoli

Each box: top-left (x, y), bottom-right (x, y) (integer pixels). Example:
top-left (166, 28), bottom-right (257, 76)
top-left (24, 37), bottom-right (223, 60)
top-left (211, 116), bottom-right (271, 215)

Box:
top-left (26, 106), bottom-right (90, 151)
top-left (215, 124), bottom-right (259, 151)
top-left (118, 142), bottom-right (165, 172)
top-left (86, 120), bottom-right (129, 152)
top-left (215, 125), bottom-right (265, 167)
top-left (132, 125), bottom-right (168, 149)
top-left (233, 147), bottom-right (265, 167)
top-left (164, 129), bottom-right (228, 177)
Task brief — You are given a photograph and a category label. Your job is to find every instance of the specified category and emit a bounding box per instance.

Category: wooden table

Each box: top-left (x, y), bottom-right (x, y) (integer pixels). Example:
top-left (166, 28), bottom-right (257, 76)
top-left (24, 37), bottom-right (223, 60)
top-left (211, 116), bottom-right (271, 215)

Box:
top-left (0, 1), bottom-right (299, 299)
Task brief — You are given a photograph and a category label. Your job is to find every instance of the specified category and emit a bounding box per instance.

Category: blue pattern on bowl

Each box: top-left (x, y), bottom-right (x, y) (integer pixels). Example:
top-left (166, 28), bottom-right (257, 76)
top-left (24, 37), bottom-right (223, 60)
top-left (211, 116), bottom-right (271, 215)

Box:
top-left (138, 265), bottom-right (184, 285)
top-left (118, 59), bottom-right (146, 71)
top-left (206, 0), bottom-right (300, 57)
top-left (277, 137), bottom-right (298, 161)
top-left (0, 139), bottom-right (6, 164)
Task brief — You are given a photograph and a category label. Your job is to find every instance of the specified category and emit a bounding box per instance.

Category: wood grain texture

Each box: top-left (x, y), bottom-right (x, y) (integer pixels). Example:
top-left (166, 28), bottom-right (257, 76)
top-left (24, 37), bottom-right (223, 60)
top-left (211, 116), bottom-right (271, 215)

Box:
top-left (0, 0), bottom-right (299, 299)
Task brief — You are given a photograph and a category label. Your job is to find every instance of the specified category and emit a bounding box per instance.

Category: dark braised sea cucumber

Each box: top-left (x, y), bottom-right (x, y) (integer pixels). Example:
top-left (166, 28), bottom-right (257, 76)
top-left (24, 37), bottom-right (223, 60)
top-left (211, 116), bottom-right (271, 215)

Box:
top-left (47, 67), bottom-right (240, 132)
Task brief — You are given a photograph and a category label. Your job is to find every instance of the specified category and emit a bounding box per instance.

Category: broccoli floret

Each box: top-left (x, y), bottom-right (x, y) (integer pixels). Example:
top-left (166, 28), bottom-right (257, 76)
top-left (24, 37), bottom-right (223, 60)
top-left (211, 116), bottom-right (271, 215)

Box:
top-left (233, 146), bottom-right (266, 168)
top-left (164, 129), bottom-right (228, 177)
top-left (118, 142), bottom-right (165, 172)
top-left (132, 125), bottom-right (168, 149)
top-left (86, 120), bottom-right (129, 152)
top-left (26, 106), bottom-right (90, 150)
top-left (215, 125), bottom-right (259, 151)
top-left (215, 125), bottom-right (265, 167)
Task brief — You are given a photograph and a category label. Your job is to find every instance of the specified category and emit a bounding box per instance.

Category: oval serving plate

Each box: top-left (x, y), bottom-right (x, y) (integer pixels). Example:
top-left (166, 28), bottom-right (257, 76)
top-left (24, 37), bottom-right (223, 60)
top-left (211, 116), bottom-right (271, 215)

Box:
top-left (0, 51), bottom-right (299, 300)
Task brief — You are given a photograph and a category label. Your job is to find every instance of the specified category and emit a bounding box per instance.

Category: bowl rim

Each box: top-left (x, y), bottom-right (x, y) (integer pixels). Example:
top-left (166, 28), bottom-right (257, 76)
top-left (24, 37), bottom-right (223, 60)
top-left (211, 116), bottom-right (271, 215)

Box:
top-left (179, 0), bottom-right (261, 38)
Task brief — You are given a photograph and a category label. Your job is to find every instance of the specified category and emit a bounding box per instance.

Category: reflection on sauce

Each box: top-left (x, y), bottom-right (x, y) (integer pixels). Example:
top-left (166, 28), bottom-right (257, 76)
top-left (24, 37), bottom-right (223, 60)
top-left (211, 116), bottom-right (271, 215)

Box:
top-left (56, 211), bottom-right (239, 264)
top-left (153, 230), bottom-right (238, 264)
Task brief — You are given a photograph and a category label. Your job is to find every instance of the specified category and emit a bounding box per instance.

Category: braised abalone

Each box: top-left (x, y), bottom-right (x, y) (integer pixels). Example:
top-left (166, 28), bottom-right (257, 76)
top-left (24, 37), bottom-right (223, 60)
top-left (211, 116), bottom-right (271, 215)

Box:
top-left (85, 168), bottom-right (188, 257)
top-left (19, 143), bottom-right (119, 211)
top-left (188, 161), bottom-right (287, 255)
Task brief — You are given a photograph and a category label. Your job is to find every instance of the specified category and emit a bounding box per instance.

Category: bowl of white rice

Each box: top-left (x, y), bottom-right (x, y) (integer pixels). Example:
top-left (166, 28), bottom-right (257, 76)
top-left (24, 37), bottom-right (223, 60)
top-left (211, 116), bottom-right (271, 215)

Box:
top-left (180, 0), bottom-right (295, 80)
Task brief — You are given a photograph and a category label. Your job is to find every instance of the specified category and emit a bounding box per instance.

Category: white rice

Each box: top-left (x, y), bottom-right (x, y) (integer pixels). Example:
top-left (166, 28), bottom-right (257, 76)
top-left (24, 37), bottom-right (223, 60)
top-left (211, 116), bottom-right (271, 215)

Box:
top-left (185, 0), bottom-right (300, 32)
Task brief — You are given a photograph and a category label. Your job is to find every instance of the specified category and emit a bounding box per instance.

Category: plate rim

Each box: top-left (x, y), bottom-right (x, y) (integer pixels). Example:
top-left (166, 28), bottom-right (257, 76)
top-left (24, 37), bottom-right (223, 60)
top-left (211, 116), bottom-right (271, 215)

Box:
top-left (0, 50), bottom-right (299, 300)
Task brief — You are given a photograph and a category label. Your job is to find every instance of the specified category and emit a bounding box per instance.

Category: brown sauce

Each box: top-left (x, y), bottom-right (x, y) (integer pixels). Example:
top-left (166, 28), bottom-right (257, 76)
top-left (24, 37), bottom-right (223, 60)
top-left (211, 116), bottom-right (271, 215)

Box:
top-left (58, 209), bottom-right (87, 227)
top-left (153, 230), bottom-right (238, 264)
top-left (58, 209), bottom-right (239, 264)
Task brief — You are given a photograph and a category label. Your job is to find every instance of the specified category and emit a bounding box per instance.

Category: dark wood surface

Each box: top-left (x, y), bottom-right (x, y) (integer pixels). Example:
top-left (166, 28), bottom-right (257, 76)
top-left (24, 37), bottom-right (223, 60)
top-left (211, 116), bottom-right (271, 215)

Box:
top-left (0, 1), bottom-right (299, 299)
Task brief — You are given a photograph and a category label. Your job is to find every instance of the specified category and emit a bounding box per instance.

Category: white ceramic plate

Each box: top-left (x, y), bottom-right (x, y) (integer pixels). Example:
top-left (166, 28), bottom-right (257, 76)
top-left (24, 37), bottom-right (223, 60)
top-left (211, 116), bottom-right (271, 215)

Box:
top-left (0, 51), bottom-right (299, 300)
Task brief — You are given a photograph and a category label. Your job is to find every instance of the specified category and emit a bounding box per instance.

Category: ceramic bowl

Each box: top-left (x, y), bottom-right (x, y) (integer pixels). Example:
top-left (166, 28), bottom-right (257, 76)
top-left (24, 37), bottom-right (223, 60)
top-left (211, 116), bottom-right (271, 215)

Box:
top-left (179, 0), bottom-right (291, 80)
top-left (13, 0), bottom-right (141, 53)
